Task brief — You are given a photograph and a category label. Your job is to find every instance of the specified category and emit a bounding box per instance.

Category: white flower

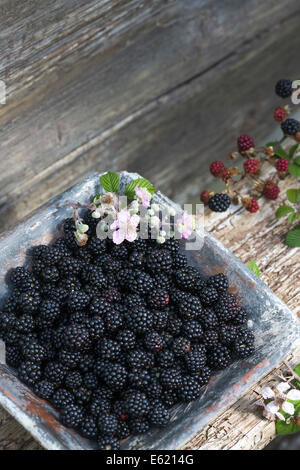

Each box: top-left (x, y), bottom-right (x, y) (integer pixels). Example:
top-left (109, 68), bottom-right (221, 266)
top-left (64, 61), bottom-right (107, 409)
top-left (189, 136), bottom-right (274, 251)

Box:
top-left (282, 401), bottom-right (295, 416)
top-left (276, 382), bottom-right (290, 394)
top-left (286, 389), bottom-right (300, 401)
top-left (264, 401), bottom-right (286, 421)
top-left (110, 209), bottom-right (140, 245)
top-left (265, 401), bottom-right (279, 414)
top-left (135, 185), bottom-right (152, 208)
top-left (77, 222), bottom-right (89, 234)
top-left (156, 235), bottom-right (166, 244)
top-left (92, 210), bottom-right (101, 219)
top-left (168, 206), bottom-right (176, 216)
top-left (151, 203), bottom-right (159, 212)
top-left (261, 387), bottom-right (275, 399)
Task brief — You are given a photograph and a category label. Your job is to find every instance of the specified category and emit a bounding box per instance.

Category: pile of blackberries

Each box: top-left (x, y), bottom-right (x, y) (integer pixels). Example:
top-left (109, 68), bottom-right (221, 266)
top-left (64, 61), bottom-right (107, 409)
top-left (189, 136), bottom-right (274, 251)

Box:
top-left (0, 212), bottom-right (255, 450)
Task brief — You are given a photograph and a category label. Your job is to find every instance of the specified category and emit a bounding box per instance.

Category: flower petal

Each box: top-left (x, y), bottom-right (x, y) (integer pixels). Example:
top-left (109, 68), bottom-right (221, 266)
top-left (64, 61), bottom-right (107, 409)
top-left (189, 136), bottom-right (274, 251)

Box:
top-left (261, 387), bottom-right (275, 400)
top-left (276, 382), bottom-right (290, 394)
top-left (275, 412), bottom-right (285, 421)
top-left (265, 401), bottom-right (279, 414)
top-left (282, 401), bottom-right (295, 416)
top-left (286, 389), bottom-right (300, 401)
top-left (113, 229), bottom-right (125, 245)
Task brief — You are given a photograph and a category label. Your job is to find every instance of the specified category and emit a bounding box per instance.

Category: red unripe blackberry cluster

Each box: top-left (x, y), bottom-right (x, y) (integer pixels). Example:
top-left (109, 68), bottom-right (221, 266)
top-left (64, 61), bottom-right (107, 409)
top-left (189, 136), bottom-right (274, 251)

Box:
top-left (244, 159), bottom-right (259, 174)
top-left (263, 180), bottom-right (280, 200)
top-left (274, 107), bottom-right (287, 122)
top-left (245, 199), bottom-right (259, 213)
top-left (237, 135), bottom-right (254, 153)
top-left (275, 158), bottom-right (289, 172)
top-left (210, 161), bottom-right (225, 177)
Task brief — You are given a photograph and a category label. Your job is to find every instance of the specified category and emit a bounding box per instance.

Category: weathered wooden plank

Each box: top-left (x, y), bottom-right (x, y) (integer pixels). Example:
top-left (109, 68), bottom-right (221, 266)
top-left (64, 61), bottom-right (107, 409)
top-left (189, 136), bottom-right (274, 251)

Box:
top-left (1, 1), bottom-right (300, 231)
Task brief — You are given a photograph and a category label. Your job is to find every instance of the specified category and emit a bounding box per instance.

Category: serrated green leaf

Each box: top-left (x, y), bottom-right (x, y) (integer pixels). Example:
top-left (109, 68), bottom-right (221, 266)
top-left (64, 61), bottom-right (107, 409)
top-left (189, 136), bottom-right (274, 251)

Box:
top-left (247, 259), bottom-right (260, 277)
top-left (289, 144), bottom-right (299, 160)
top-left (125, 178), bottom-right (156, 199)
top-left (288, 213), bottom-right (297, 223)
top-left (275, 205), bottom-right (295, 218)
top-left (276, 400), bottom-right (300, 435)
top-left (285, 227), bottom-right (300, 247)
top-left (275, 146), bottom-right (289, 159)
top-left (294, 364), bottom-right (300, 388)
top-left (100, 172), bottom-right (120, 193)
top-left (288, 164), bottom-right (300, 178)
top-left (294, 156), bottom-right (300, 166)
top-left (286, 188), bottom-right (300, 203)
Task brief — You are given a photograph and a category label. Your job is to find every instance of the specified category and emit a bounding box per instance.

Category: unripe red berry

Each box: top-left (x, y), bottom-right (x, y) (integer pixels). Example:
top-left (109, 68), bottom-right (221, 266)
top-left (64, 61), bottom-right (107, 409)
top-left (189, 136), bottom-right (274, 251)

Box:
top-left (244, 159), bottom-right (259, 174)
top-left (200, 190), bottom-right (211, 205)
top-left (274, 107), bottom-right (287, 122)
top-left (222, 170), bottom-right (232, 183)
top-left (263, 180), bottom-right (280, 200)
top-left (246, 199), bottom-right (259, 213)
top-left (237, 135), bottom-right (254, 153)
top-left (276, 158), bottom-right (289, 172)
top-left (210, 161), bottom-right (226, 177)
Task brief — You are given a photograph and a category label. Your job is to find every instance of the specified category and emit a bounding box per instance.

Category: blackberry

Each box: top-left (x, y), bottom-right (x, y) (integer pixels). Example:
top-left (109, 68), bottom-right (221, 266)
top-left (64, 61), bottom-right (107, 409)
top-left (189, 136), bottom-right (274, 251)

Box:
top-left (63, 324), bottom-right (90, 352)
top-left (124, 294), bottom-right (143, 309)
top-left (22, 342), bottom-right (46, 363)
top-left (34, 380), bottom-right (55, 400)
top-left (178, 376), bottom-right (201, 402)
top-left (160, 368), bottom-right (183, 390)
top-left (144, 331), bottom-right (164, 353)
top-left (208, 193), bottom-right (231, 212)
top-left (78, 353), bottom-right (94, 373)
top-left (198, 286), bottom-right (219, 306)
top-left (16, 314), bottom-right (35, 333)
top-left (111, 243), bottom-right (128, 260)
top-left (104, 309), bottom-right (123, 332)
top-left (231, 308), bottom-right (248, 326)
top-left (185, 346), bottom-right (207, 373)
top-left (127, 350), bottom-right (154, 370)
top-left (69, 310), bottom-right (89, 325)
top-left (152, 272), bottom-right (172, 291)
top-left (207, 273), bottom-right (228, 294)
top-left (125, 391), bottom-right (150, 418)
top-left (52, 388), bottom-right (74, 409)
top-left (18, 361), bottom-right (42, 386)
top-left (196, 366), bottom-right (212, 386)
top-left (86, 316), bottom-right (105, 341)
top-left (199, 308), bottom-right (219, 329)
top-left (129, 250), bottom-right (145, 268)
top-left (87, 236), bottom-right (107, 255)
top-left (128, 271), bottom-right (154, 295)
top-left (161, 238), bottom-right (179, 256)
top-left (172, 337), bottom-right (191, 357)
top-left (52, 237), bottom-right (71, 258)
top-left (58, 256), bottom-right (81, 278)
top-left (97, 436), bottom-right (120, 451)
top-left (203, 329), bottom-right (219, 349)
top-left (36, 299), bottom-right (60, 329)
top-left (116, 421), bottom-right (130, 439)
top-left (60, 403), bottom-right (84, 428)
top-left (152, 309), bottom-right (169, 331)
top-left (117, 329), bottom-right (136, 351)
top-left (61, 277), bottom-right (81, 294)
top-left (172, 252), bottom-right (188, 270)
top-left (101, 288), bottom-right (122, 303)
top-left (0, 311), bottom-right (16, 331)
top-left (125, 306), bottom-right (153, 334)
top-left (232, 337), bottom-right (255, 359)
top-left (128, 368), bottom-right (152, 390)
top-left (80, 415), bottom-right (98, 439)
top-left (65, 370), bottom-right (83, 389)
top-left (208, 345), bottom-right (231, 369)
top-left (129, 418), bottom-right (150, 434)
top-left (162, 389), bottom-right (178, 407)
top-left (146, 249), bottom-right (172, 274)
top-left (73, 385), bottom-right (92, 405)
top-left (44, 362), bottom-right (67, 387)
top-left (101, 257), bottom-right (123, 275)
top-left (2, 328), bottom-right (21, 345)
top-left (182, 320), bottom-right (203, 341)
top-left (90, 397), bottom-right (111, 418)
top-left (58, 350), bottom-right (81, 369)
top-left (67, 290), bottom-right (90, 311)
top-left (9, 267), bottom-right (31, 288)
top-left (98, 338), bottom-right (121, 361)
top-left (175, 267), bottom-right (202, 291)
top-left (19, 291), bottom-right (40, 314)
top-left (149, 402), bottom-right (170, 426)
top-left (89, 297), bottom-right (110, 316)
top-left (281, 118), bottom-right (300, 136)
top-left (5, 345), bottom-right (22, 368)
top-left (41, 266), bottom-right (59, 283)
top-left (219, 325), bottom-right (238, 345)
top-left (98, 413), bottom-right (118, 436)
top-left (147, 289), bottom-right (169, 310)
top-left (179, 294), bottom-right (203, 320)
top-left (32, 245), bottom-right (61, 265)
top-left (92, 386), bottom-right (113, 402)
top-left (237, 327), bottom-right (255, 343)
top-left (167, 312), bottom-right (182, 336)
top-left (40, 284), bottom-right (66, 304)
top-left (275, 79), bottom-right (293, 98)
top-left (214, 293), bottom-right (240, 323)
top-left (144, 379), bottom-right (163, 399)
top-left (84, 372), bottom-right (98, 390)
top-left (103, 364), bottom-right (127, 390)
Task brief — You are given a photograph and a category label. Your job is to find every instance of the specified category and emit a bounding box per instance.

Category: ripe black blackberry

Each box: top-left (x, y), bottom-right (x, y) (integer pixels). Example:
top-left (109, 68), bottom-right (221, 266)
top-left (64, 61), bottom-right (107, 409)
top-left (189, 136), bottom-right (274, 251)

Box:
top-left (97, 436), bottom-right (120, 450)
top-left (175, 267), bottom-right (202, 291)
top-left (152, 309), bottom-right (169, 332)
top-left (152, 272), bottom-right (172, 291)
top-left (275, 79), bottom-right (293, 98)
top-left (5, 345), bottom-right (22, 368)
top-left (149, 402), bottom-right (170, 426)
top-left (18, 361), bottom-right (42, 386)
top-left (103, 363), bottom-right (127, 391)
top-left (41, 266), bottom-right (60, 283)
top-left (128, 368), bottom-right (152, 390)
top-left (157, 349), bottom-right (175, 368)
top-left (231, 308), bottom-right (248, 326)
top-left (199, 308), bottom-right (219, 329)
top-left (144, 378), bottom-right (163, 400)
top-left (281, 118), bottom-right (300, 136)
top-left (160, 368), bottom-right (183, 390)
top-left (63, 324), bottom-right (90, 352)
top-left (206, 273), bottom-right (228, 294)
top-left (129, 250), bottom-right (145, 268)
top-left (203, 329), bottom-right (219, 349)
top-left (125, 306), bottom-right (153, 334)
top-left (58, 350), bottom-right (80, 370)
top-left (178, 376), bottom-right (201, 402)
top-left (40, 284), bottom-right (66, 305)
top-left (185, 346), bottom-right (206, 373)
top-left (99, 338), bottom-right (121, 361)
top-left (128, 270), bottom-right (154, 295)
top-left (162, 389), bottom-right (178, 407)
top-left (198, 286), bottom-right (219, 306)
top-left (2, 328), bottom-right (21, 346)
top-left (172, 252), bottom-right (188, 270)
top-left (73, 385), bottom-right (92, 405)
top-left (101, 288), bottom-right (122, 303)
top-left (58, 256), bottom-right (81, 278)
top-left (146, 249), bottom-right (172, 274)
top-left (125, 391), bottom-right (150, 418)
top-left (182, 320), bottom-right (203, 341)
top-left (117, 329), bottom-right (136, 351)
top-left (214, 293), bottom-right (241, 323)
top-left (67, 290), bottom-right (90, 312)
top-left (80, 415), bottom-right (98, 439)
top-left (22, 342), bottom-right (46, 363)
top-left (208, 193), bottom-right (231, 212)
top-left (83, 372), bottom-right (98, 390)
top-left (101, 257), bottom-right (123, 275)
top-left (44, 362), bottom-right (67, 387)
top-left (147, 289), bottom-right (170, 310)
top-left (208, 345), bottom-right (231, 370)
top-left (9, 267), bottom-right (31, 288)
top-left (124, 294), bottom-right (143, 309)
top-left (219, 325), bottom-right (239, 345)
top-left (16, 314), bottom-right (35, 333)
top-left (34, 380), bottom-right (55, 400)
top-left (90, 397), bottom-right (111, 418)
top-left (232, 336), bottom-right (255, 359)
top-left (172, 337), bottom-right (191, 357)
top-left (52, 237), bottom-right (71, 258)
top-left (52, 388), bottom-right (75, 409)
top-left (127, 350), bottom-right (154, 370)
top-left (104, 309), bottom-right (123, 333)
top-left (161, 237), bottom-right (179, 255)
top-left (19, 291), bottom-right (41, 314)
top-left (144, 331), bottom-right (164, 353)
top-left (65, 370), bottom-right (83, 390)
top-left (166, 312), bottom-right (182, 336)
top-left (0, 311), bottom-right (16, 331)
top-left (116, 421), bottom-right (130, 440)
top-left (85, 316), bottom-right (104, 341)
top-left (60, 403), bottom-right (84, 428)
top-left (87, 236), bottom-right (107, 255)
top-left (36, 299), bottom-right (60, 329)
top-left (129, 418), bottom-right (150, 434)
top-left (78, 353), bottom-right (94, 373)
top-left (92, 385), bottom-right (114, 402)
top-left (179, 294), bottom-right (203, 320)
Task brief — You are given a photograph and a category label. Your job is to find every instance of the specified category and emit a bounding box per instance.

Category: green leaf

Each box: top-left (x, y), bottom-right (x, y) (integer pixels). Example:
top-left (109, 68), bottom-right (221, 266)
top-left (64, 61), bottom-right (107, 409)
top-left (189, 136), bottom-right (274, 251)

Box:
top-left (275, 205), bottom-right (295, 218)
top-left (285, 226), bottom-right (300, 247)
top-left (289, 144), bottom-right (299, 160)
top-left (288, 164), bottom-right (300, 178)
top-left (265, 141), bottom-right (278, 148)
top-left (275, 146), bottom-right (289, 159)
top-left (247, 259), bottom-right (260, 277)
top-left (276, 400), bottom-right (300, 435)
top-left (100, 172), bottom-right (120, 193)
top-left (294, 156), bottom-right (300, 166)
top-left (286, 188), bottom-right (300, 203)
top-left (125, 178), bottom-right (156, 199)
top-left (288, 213), bottom-right (297, 223)
top-left (294, 363), bottom-right (300, 388)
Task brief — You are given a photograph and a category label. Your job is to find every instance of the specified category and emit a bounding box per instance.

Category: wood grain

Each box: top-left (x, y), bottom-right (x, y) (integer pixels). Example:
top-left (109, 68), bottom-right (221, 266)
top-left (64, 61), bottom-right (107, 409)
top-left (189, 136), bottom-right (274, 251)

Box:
top-left (1, 0), bottom-right (300, 231)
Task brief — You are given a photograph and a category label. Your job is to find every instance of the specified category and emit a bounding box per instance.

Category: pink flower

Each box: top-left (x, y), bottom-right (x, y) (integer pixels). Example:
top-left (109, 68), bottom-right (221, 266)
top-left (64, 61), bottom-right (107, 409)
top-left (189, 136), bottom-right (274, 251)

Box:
top-left (135, 185), bottom-right (152, 208)
top-left (110, 209), bottom-right (140, 245)
top-left (177, 212), bottom-right (195, 239)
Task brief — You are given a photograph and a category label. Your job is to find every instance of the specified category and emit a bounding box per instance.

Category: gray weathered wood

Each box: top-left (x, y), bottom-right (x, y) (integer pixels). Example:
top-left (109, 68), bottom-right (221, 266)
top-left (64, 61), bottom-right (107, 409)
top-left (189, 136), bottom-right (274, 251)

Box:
top-left (1, 0), bottom-right (300, 231)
